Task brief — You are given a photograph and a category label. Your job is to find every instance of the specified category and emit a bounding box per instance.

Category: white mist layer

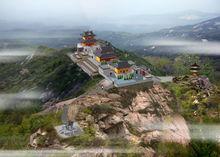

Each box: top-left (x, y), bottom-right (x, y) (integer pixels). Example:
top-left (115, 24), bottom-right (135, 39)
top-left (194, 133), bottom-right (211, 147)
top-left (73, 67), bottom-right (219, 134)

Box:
top-left (0, 50), bottom-right (35, 56)
top-left (0, 91), bottom-right (42, 110)
top-left (140, 122), bottom-right (220, 142)
top-left (0, 49), bottom-right (46, 63)
top-left (189, 124), bottom-right (220, 141)
top-left (142, 39), bottom-right (220, 55)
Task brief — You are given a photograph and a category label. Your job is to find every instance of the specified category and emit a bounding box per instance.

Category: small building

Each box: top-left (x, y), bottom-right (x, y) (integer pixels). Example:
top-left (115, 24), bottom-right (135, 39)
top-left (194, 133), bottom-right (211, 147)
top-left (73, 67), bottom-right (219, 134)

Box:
top-left (77, 43), bottom-right (84, 52)
top-left (133, 65), bottom-right (150, 77)
top-left (190, 63), bottom-right (200, 76)
top-left (114, 61), bottom-right (134, 79)
top-left (114, 61), bottom-right (132, 74)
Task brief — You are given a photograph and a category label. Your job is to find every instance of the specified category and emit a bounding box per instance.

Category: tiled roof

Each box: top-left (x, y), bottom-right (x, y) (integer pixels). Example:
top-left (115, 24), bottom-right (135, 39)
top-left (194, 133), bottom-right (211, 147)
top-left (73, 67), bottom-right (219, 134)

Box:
top-left (115, 61), bottom-right (131, 69)
top-left (81, 39), bottom-right (97, 43)
top-left (82, 31), bottom-right (96, 37)
top-left (95, 51), bottom-right (116, 59)
top-left (191, 63), bottom-right (200, 67)
top-left (101, 46), bottom-right (114, 53)
top-left (190, 63), bottom-right (200, 70)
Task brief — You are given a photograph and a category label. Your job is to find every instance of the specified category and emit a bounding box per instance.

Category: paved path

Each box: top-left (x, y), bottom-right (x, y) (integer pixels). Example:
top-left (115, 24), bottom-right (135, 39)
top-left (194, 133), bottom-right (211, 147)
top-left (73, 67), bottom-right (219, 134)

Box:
top-left (67, 53), bottom-right (98, 76)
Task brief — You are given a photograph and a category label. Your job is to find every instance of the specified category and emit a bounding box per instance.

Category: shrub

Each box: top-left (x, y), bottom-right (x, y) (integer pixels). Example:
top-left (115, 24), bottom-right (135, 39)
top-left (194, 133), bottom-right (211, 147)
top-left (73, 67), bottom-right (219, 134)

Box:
top-left (154, 142), bottom-right (189, 157)
top-left (189, 140), bottom-right (220, 157)
top-left (90, 104), bottom-right (116, 116)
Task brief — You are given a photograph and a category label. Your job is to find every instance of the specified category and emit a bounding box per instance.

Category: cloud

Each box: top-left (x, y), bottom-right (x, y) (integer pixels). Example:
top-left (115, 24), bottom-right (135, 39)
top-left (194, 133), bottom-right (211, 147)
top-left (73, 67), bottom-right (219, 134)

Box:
top-left (0, 49), bottom-right (47, 63)
top-left (137, 120), bottom-right (220, 142)
top-left (0, 50), bottom-right (34, 56)
top-left (189, 124), bottom-right (220, 141)
top-left (148, 39), bottom-right (220, 55)
top-left (0, 91), bottom-right (42, 110)
top-left (0, 50), bottom-right (34, 63)
top-left (179, 15), bottom-right (200, 20)
top-left (0, 148), bottom-right (152, 156)
top-left (0, 56), bottom-right (24, 63)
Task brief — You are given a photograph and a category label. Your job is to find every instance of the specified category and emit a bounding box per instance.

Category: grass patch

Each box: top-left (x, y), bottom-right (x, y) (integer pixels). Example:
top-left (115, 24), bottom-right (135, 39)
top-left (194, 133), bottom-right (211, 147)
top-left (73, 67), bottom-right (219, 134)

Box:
top-left (61, 125), bottom-right (96, 148)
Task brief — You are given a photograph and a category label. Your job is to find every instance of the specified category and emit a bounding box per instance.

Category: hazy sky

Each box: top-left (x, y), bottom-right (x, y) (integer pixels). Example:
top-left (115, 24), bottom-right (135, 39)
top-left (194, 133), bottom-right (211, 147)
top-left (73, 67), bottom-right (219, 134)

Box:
top-left (0, 0), bottom-right (220, 24)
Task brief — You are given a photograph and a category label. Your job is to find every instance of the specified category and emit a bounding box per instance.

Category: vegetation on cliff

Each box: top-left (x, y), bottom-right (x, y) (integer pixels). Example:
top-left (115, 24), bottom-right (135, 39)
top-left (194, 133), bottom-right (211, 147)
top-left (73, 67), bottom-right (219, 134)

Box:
top-left (144, 54), bottom-right (214, 80)
top-left (0, 46), bottom-right (98, 149)
top-left (0, 46), bottom-right (90, 97)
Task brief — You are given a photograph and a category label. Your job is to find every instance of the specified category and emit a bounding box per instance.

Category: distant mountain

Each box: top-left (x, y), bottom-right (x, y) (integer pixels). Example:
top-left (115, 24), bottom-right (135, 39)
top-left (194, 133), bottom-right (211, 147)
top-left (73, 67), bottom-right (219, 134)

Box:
top-left (107, 16), bottom-right (220, 56)
top-left (86, 10), bottom-right (220, 33)
top-left (143, 16), bottom-right (220, 41)
top-left (117, 10), bottom-right (220, 33)
top-left (1, 16), bottom-right (220, 56)
top-left (86, 16), bottom-right (220, 50)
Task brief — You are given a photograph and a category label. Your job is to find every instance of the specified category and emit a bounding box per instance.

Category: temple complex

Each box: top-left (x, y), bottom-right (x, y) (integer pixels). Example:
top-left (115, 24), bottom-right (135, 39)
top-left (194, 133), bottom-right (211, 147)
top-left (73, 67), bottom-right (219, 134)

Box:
top-left (70, 30), bottom-right (156, 87)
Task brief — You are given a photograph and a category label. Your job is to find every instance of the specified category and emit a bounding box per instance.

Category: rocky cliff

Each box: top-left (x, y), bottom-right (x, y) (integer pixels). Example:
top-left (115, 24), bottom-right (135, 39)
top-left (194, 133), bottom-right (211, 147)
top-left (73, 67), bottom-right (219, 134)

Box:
top-left (66, 84), bottom-right (190, 150)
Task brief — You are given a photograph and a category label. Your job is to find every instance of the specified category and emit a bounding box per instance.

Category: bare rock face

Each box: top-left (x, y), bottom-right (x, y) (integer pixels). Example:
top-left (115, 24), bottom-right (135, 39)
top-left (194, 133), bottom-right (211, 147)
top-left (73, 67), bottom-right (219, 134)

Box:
top-left (107, 93), bottom-right (122, 100)
top-left (141, 130), bottom-right (162, 144)
top-left (131, 91), bottom-right (152, 112)
top-left (86, 115), bottom-right (95, 123)
top-left (123, 85), bottom-right (190, 145)
top-left (161, 115), bottom-right (190, 145)
top-left (65, 84), bottom-right (190, 149)
top-left (125, 112), bottom-right (161, 132)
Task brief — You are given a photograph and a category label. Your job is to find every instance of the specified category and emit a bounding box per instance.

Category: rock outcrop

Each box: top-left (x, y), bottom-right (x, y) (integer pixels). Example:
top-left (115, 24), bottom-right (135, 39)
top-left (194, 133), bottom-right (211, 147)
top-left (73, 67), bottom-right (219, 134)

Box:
top-left (67, 84), bottom-right (190, 147)
top-left (29, 128), bottom-right (62, 149)
top-left (173, 75), bottom-right (214, 96)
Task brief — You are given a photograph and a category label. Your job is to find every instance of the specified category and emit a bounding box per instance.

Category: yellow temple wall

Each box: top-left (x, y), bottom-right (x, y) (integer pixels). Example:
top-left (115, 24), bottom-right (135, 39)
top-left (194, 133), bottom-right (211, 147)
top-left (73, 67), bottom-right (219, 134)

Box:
top-left (114, 68), bottom-right (130, 74)
top-left (96, 57), bottom-right (101, 62)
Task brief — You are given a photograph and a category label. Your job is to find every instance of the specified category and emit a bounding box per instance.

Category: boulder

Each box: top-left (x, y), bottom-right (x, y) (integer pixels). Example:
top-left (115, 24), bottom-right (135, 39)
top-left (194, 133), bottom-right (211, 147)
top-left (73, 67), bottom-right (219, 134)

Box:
top-left (161, 115), bottom-right (190, 145)
top-left (85, 115), bottom-right (95, 123)
top-left (125, 112), bottom-right (161, 132)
